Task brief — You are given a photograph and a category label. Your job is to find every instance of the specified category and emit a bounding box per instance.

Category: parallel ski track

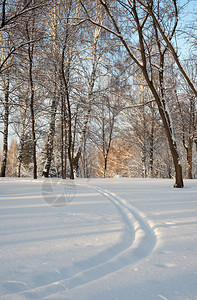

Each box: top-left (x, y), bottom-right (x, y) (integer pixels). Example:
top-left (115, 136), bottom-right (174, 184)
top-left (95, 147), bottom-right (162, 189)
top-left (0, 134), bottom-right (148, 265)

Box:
top-left (0, 184), bottom-right (160, 300)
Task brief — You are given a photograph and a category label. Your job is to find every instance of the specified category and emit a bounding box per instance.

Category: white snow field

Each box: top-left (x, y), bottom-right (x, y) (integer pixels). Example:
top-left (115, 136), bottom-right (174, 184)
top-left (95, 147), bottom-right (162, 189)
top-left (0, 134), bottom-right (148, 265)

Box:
top-left (0, 178), bottom-right (197, 300)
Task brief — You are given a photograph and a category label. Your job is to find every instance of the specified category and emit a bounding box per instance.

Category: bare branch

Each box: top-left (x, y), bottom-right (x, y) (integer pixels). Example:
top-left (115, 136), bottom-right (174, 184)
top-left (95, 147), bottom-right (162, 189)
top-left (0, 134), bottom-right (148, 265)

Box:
top-left (0, 1), bottom-right (48, 30)
top-left (0, 36), bottom-right (48, 73)
top-left (137, 0), bottom-right (197, 97)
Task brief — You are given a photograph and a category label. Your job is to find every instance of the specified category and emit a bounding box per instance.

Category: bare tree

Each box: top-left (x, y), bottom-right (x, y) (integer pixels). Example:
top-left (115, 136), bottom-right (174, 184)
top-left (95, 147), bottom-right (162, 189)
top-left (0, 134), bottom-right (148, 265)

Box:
top-left (80, 0), bottom-right (185, 187)
top-left (91, 76), bottom-right (122, 178)
top-left (0, 0), bottom-right (48, 73)
top-left (73, 14), bottom-right (104, 176)
top-left (137, 0), bottom-right (197, 98)
top-left (0, 0), bottom-right (46, 30)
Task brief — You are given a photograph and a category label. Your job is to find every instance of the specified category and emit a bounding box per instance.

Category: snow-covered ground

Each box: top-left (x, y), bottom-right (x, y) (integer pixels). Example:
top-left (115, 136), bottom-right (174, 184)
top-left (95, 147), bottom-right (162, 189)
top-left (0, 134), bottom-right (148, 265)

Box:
top-left (0, 177), bottom-right (197, 300)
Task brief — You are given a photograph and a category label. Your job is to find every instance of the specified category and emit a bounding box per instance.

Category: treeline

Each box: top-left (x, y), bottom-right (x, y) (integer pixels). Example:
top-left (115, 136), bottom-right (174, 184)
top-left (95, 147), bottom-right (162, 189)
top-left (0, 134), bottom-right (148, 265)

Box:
top-left (0, 0), bottom-right (196, 187)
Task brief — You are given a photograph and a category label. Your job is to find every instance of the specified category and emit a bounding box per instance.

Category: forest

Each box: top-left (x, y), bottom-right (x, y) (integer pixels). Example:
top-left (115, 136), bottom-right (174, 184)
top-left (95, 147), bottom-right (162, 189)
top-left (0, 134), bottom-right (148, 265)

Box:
top-left (0, 0), bottom-right (196, 187)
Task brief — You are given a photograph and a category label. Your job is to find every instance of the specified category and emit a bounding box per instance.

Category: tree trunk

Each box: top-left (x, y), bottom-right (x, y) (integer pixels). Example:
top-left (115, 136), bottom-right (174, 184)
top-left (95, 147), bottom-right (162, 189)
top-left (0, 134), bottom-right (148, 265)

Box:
top-left (42, 96), bottom-right (57, 178)
top-left (175, 91), bottom-right (195, 180)
top-left (61, 42), bottom-right (74, 180)
top-left (30, 87), bottom-right (37, 179)
top-left (142, 98), bottom-right (147, 178)
top-left (142, 145), bottom-right (147, 178)
top-left (133, 3), bottom-right (184, 188)
top-left (43, 2), bottom-right (59, 178)
top-left (104, 156), bottom-right (107, 178)
top-left (0, 74), bottom-right (9, 177)
top-left (61, 92), bottom-right (67, 179)
top-left (67, 102), bottom-right (74, 180)
top-left (147, 79), bottom-right (183, 187)
top-left (17, 97), bottom-right (28, 177)
top-left (17, 133), bottom-right (25, 178)
top-left (73, 37), bottom-right (98, 175)
top-left (188, 136), bottom-right (193, 179)
top-left (187, 96), bottom-right (196, 179)
top-left (97, 0), bottom-right (184, 187)
top-left (28, 43), bottom-right (37, 179)
top-left (149, 109), bottom-right (154, 178)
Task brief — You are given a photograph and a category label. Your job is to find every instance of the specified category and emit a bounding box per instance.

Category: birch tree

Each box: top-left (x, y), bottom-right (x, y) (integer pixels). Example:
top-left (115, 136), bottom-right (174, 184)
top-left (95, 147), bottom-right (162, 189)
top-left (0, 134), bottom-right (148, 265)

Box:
top-left (42, 0), bottom-right (60, 178)
top-left (0, 72), bottom-right (9, 176)
top-left (73, 8), bottom-right (105, 176)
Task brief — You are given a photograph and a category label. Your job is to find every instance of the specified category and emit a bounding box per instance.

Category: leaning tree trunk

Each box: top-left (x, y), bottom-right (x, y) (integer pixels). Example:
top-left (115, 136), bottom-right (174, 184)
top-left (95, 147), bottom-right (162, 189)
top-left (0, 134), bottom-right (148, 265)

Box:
top-left (97, 0), bottom-right (184, 188)
top-left (134, 4), bottom-right (184, 188)
top-left (0, 74), bottom-right (9, 177)
top-left (149, 80), bottom-right (184, 187)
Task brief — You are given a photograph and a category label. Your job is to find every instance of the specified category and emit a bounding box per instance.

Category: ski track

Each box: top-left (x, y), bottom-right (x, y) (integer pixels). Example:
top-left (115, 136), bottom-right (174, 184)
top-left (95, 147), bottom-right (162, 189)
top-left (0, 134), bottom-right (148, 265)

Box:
top-left (0, 183), bottom-right (161, 300)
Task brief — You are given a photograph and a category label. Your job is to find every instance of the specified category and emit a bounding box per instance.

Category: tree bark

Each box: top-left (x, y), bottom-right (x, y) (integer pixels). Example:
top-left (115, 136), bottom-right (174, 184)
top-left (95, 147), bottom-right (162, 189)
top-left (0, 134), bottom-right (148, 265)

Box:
top-left (28, 41), bottom-right (37, 179)
top-left (17, 121), bottom-right (26, 177)
top-left (149, 106), bottom-right (155, 178)
top-left (104, 155), bottom-right (107, 178)
top-left (42, 0), bottom-right (59, 178)
top-left (187, 136), bottom-right (193, 179)
top-left (61, 91), bottom-right (67, 179)
top-left (0, 74), bottom-right (9, 177)
top-left (61, 42), bottom-right (74, 180)
top-left (42, 95), bottom-right (57, 178)
top-left (17, 93), bottom-right (28, 177)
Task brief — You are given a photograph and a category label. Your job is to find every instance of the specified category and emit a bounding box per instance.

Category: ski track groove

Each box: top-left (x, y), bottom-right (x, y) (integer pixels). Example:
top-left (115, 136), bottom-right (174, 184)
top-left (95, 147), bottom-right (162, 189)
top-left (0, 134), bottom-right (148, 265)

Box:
top-left (0, 183), bottom-right (161, 300)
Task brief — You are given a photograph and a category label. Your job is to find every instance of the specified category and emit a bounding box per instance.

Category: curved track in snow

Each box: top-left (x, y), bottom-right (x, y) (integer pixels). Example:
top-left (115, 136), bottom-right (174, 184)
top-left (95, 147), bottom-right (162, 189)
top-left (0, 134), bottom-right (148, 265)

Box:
top-left (86, 184), bottom-right (159, 266)
top-left (1, 183), bottom-right (160, 300)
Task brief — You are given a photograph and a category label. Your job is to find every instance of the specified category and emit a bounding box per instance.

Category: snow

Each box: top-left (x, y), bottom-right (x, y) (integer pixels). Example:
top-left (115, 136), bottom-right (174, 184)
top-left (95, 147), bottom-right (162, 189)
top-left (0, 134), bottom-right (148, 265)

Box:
top-left (0, 177), bottom-right (197, 300)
